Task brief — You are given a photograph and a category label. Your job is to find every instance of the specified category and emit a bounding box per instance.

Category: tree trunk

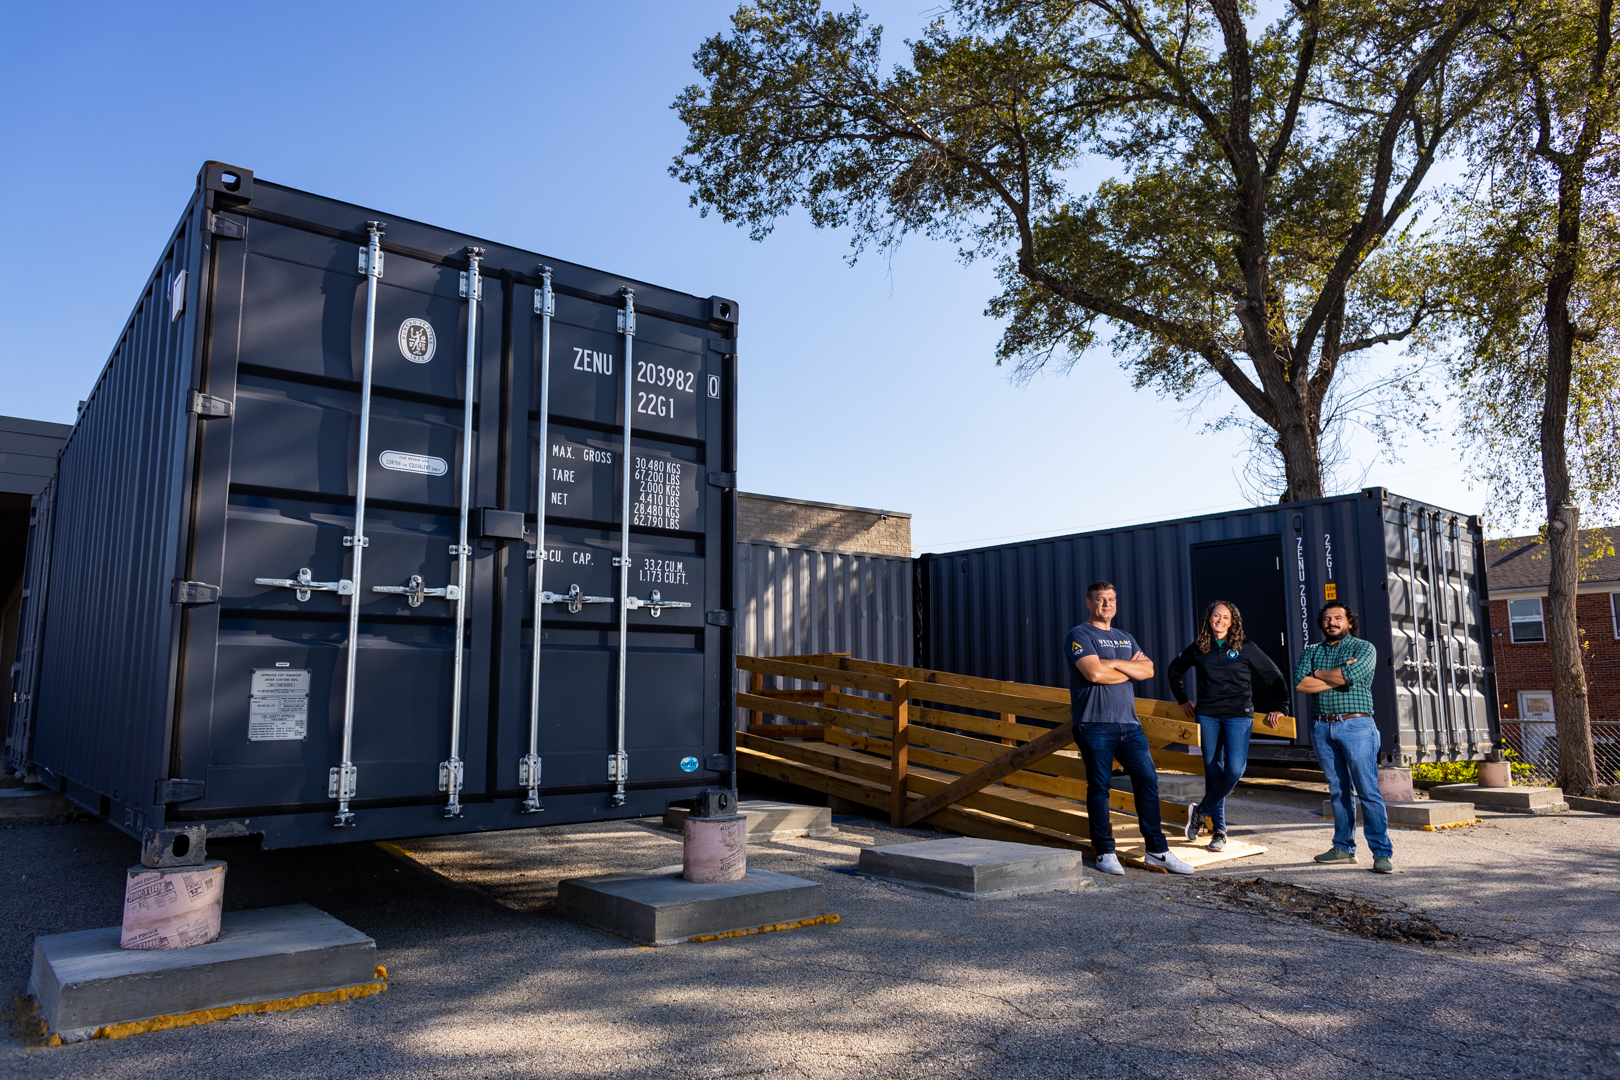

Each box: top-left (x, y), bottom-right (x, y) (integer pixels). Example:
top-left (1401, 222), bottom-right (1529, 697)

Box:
top-left (1274, 388), bottom-right (1325, 503)
top-left (1542, 167), bottom-right (1598, 797)
top-left (1544, 504), bottom-right (1595, 795)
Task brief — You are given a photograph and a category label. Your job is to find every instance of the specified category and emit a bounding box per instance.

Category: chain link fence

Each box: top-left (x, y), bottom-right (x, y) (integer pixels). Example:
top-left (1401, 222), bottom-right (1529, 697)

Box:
top-left (1499, 720), bottom-right (1620, 790)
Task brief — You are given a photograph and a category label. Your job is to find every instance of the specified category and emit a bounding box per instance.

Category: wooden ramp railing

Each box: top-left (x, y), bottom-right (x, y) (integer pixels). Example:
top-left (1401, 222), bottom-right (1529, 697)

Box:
top-left (737, 654), bottom-right (1294, 870)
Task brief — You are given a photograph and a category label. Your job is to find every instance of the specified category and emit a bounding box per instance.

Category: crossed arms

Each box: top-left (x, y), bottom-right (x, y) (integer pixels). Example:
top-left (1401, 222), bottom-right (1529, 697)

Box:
top-left (1076, 652), bottom-right (1154, 684)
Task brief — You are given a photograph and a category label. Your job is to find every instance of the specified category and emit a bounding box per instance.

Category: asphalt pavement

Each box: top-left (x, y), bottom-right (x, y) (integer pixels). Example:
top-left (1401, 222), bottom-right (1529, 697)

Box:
top-left (4, 784), bottom-right (1618, 1080)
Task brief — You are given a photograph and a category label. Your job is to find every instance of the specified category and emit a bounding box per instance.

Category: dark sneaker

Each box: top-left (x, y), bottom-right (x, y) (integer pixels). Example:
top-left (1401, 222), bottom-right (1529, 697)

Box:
top-left (1314, 847), bottom-right (1356, 863)
top-left (1182, 806), bottom-right (1204, 843)
top-left (1207, 832), bottom-right (1227, 852)
top-left (1372, 856), bottom-right (1394, 874)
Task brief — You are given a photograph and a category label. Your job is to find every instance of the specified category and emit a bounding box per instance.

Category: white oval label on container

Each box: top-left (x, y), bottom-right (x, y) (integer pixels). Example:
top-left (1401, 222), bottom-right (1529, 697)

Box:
top-left (398, 318), bottom-right (436, 364)
top-left (379, 451), bottom-right (448, 476)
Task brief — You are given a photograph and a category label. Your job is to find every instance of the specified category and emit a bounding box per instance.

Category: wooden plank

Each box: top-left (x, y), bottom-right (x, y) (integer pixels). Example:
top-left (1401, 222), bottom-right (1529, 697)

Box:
top-left (824, 689), bottom-right (895, 718)
top-left (738, 733), bottom-right (891, 785)
top-left (1151, 747), bottom-right (1206, 773)
top-left (752, 689), bottom-right (828, 702)
top-left (889, 680), bottom-right (910, 827)
top-left (745, 724), bottom-right (825, 740)
top-left (737, 655), bottom-right (897, 694)
top-left (909, 705), bottom-right (1051, 743)
top-left (902, 681), bottom-right (1072, 724)
top-left (1135, 696), bottom-right (1298, 739)
top-left (817, 656), bottom-right (1072, 702)
top-left (735, 693), bottom-right (895, 738)
top-left (739, 742), bottom-right (1089, 852)
top-left (749, 670), bottom-right (764, 729)
top-left (1134, 707), bottom-right (1203, 746)
top-left (899, 721), bottom-right (1076, 826)
top-left (736, 745), bottom-right (890, 811)
top-left (824, 727), bottom-right (893, 757)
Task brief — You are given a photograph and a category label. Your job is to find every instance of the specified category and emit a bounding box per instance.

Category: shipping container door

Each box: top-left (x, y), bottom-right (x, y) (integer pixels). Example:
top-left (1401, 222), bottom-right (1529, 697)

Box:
top-left (1383, 504), bottom-right (1493, 762)
top-left (496, 291), bottom-right (716, 796)
top-left (177, 214), bottom-right (500, 813)
top-left (1188, 536), bottom-right (1289, 711)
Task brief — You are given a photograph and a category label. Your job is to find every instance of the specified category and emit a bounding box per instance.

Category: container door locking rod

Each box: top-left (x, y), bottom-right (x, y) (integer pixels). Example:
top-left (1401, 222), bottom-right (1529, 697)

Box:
top-left (335, 222), bottom-right (385, 826)
top-left (441, 247), bottom-right (484, 819)
top-left (609, 288), bottom-right (636, 807)
top-left (521, 267), bottom-right (556, 814)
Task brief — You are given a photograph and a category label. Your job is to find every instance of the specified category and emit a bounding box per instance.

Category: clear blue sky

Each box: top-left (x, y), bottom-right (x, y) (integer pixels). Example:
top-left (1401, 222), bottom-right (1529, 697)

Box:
top-left (0, 1), bottom-right (1488, 551)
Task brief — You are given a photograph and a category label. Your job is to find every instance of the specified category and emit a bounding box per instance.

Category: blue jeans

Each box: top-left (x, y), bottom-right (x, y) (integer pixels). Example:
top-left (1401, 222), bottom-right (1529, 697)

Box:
top-left (1194, 715), bottom-right (1252, 835)
top-left (1311, 716), bottom-right (1393, 858)
top-left (1076, 724), bottom-right (1167, 855)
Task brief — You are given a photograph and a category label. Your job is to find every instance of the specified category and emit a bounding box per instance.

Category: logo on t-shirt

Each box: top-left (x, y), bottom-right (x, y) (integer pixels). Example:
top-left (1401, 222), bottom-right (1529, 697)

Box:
top-left (1071, 641), bottom-right (1083, 655)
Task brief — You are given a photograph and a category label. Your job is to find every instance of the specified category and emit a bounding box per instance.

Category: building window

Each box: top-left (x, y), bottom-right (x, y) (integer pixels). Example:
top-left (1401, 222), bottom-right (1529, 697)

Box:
top-left (1508, 598), bottom-right (1546, 643)
top-left (1519, 691), bottom-right (1555, 720)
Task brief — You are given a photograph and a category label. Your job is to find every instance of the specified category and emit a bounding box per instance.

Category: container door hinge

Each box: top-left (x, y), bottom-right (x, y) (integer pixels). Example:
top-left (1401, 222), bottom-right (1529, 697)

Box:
top-left (707, 337), bottom-right (735, 355)
top-left (171, 580), bottom-right (219, 605)
top-left (705, 609), bottom-right (733, 627)
top-left (625, 590), bottom-right (692, 618)
top-left (705, 754), bottom-right (733, 772)
top-left (329, 763), bottom-right (358, 801)
top-left (706, 471), bottom-right (736, 489)
top-left (518, 754), bottom-right (543, 814)
top-left (188, 390), bottom-right (233, 418)
top-left (205, 212), bottom-right (244, 239)
top-left (256, 568), bottom-right (355, 602)
top-left (154, 779), bottom-right (205, 804)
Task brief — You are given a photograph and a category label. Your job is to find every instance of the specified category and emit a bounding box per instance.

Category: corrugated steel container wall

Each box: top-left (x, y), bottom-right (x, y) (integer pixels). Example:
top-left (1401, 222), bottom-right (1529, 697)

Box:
top-left (21, 162), bottom-right (739, 848)
top-left (734, 541), bottom-right (911, 719)
top-left (918, 488), bottom-right (1497, 766)
top-left (32, 206), bottom-right (204, 821)
top-left (6, 480), bottom-right (59, 774)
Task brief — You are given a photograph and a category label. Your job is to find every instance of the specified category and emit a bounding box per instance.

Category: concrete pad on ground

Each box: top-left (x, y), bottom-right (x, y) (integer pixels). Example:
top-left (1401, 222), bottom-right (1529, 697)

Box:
top-left (557, 866), bottom-right (825, 945)
top-left (0, 787), bottom-right (79, 822)
top-left (662, 799), bottom-right (834, 841)
top-left (30, 903), bottom-right (379, 1043)
top-left (858, 838), bottom-right (1091, 899)
top-left (1320, 799), bottom-right (1478, 829)
top-left (1429, 784), bottom-right (1568, 814)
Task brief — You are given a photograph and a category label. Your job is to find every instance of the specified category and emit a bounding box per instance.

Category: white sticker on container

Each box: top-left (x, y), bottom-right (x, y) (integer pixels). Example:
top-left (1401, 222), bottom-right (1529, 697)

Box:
top-left (399, 318), bottom-right (436, 363)
top-left (379, 451), bottom-right (448, 476)
top-left (248, 668), bottom-right (310, 742)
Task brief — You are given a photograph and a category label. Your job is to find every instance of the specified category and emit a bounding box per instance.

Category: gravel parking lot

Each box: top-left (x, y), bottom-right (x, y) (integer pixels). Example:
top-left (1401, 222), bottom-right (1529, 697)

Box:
top-left (4, 784), bottom-right (1618, 1080)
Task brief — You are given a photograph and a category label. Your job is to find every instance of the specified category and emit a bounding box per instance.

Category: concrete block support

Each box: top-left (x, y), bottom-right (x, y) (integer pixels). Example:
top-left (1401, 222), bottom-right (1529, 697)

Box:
top-left (30, 904), bottom-right (379, 1043)
top-left (1321, 800), bottom-right (1478, 828)
top-left (557, 867), bottom-right (826, 946)
top-left (1377, 768), bottom-right (1414, 803)
top-left (1429, 784), bottom-right (1568, 814)
top-left (858, 838), bottom-right (1092, 899)
top-left (664, 799), bottom-right (835, 841)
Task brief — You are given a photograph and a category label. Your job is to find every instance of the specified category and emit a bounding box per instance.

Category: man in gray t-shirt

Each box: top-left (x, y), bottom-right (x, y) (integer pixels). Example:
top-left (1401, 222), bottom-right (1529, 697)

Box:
top-left (1065, 581), bottom-right (1193, 876)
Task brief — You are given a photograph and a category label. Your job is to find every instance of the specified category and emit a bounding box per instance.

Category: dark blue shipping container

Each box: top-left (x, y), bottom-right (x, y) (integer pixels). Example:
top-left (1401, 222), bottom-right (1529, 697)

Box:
top-left (916, 489), bottom-right (1498, 766)
top-left (11, 162), bottom-right (739, 847)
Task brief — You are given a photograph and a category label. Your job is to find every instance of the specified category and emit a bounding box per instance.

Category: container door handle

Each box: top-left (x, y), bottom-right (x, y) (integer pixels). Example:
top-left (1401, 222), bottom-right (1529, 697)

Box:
top-left (624, 590), bottom-right (692, 619)
top-left (371, 574), bottom-right (461, 606)
top-left (255, 568), bottom-right (354, 602)
top-left (537, 583), bottom-right (613, 614)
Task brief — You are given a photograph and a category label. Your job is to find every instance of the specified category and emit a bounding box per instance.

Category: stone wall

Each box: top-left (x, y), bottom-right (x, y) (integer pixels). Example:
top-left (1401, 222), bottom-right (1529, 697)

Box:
top-left (736, 492), bottom-right (911, 557)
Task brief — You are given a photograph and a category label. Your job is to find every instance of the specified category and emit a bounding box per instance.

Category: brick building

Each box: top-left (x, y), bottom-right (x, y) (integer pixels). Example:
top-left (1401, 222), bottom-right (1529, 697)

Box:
top-left (736, 492), bottom-right (911, 557)
top-left (1486, 527), bottom-right (1620, 780)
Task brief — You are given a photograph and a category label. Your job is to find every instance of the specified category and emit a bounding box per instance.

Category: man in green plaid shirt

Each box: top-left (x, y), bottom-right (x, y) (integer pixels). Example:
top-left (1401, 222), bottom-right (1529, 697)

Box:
top-left (1294, 601), bottom-right (1394, 873)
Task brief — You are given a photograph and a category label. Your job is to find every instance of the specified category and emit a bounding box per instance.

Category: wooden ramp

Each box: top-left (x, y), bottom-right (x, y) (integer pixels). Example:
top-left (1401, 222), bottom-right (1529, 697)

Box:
top-left (737, 654), bottom-right (1288, 871)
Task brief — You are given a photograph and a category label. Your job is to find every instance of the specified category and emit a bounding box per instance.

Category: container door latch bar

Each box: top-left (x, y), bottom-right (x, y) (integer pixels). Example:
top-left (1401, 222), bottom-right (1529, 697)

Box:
top-left (255, 568), bottom-right (354, 603)
top-left (624, 590), bottom-right (691, 618)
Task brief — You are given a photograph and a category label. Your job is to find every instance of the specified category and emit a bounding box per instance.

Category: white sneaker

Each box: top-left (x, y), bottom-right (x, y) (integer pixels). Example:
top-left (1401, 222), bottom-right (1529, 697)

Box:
top-left (1144, 849), bottom-right (1195, 875)
top-left (1095, 852), bottom-right (1125, 876)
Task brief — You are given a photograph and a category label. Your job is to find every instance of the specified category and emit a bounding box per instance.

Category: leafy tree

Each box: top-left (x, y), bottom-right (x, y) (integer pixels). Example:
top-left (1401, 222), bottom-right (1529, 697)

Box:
top-left (672, 0), bottom-right (1492, 500)
top-left (1441, 0), bottom-right (1620, 795)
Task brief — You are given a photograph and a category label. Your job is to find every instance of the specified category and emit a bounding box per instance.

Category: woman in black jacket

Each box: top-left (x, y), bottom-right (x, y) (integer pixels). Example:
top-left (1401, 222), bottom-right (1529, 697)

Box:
top-left (1166, 600), bottom-right (1287, 851)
